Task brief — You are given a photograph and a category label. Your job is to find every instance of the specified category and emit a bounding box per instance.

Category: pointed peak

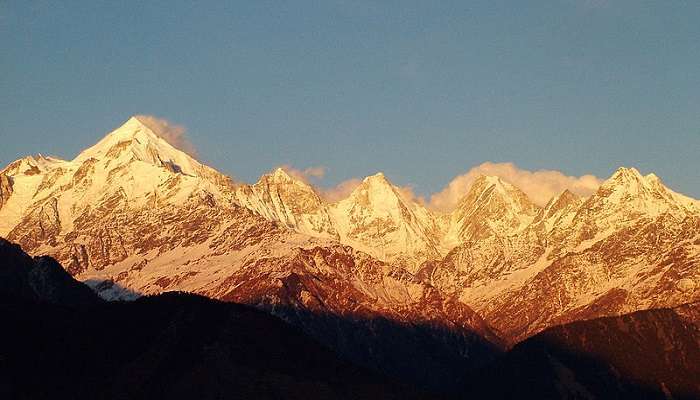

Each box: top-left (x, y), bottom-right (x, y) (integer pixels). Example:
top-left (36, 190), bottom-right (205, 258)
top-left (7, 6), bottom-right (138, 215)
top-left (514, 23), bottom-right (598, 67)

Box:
top-left (610, 166), bottom-right (643, 180)
top-left (347, 173), bottom-right (402, 201)
top-left (72, 117), bottom-right (201, 176)
top-left (1, 154), bottom-right (66, 176)
top-left (74, 117), bottom-right (158, 163)
top-left (267, 167), bottom-right (295, 182)
top-left (455, 174), bottom-right (537, 216)
top-left (129, 115), bottom-right (150, 126)
top-left (599, 166), bottom-right (648, 193)
top-left (545, 189), bottom-right (581, 211)
top-left (472, 175), bottom-right (514, 190)
top-left (470, 175), bottom-right (523, 196)
top-left (645, 173), bottom-right (662, 184)
top-left (109, 116), bottom-right (160, 141)
top-left (557, 188), bottom-right (579, 201)
top-left (358, 173), bottom-right (403, 195)
top-left (257, 168), bottom-right (314, 189)
top-left (363, 172), bottom-right (390, 184)
top-left (473, 174), bottom-right (500, 184)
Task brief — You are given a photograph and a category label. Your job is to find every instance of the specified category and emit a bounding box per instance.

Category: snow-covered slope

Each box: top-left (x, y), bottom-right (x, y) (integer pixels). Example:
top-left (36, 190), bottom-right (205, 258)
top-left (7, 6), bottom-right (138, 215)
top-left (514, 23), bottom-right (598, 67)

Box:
top-left (1, 117), bottom-right (236, 260)
top-left (235, 170), bottom-right (447, 270)
top-left (326, 173), bottom-right (443, 271)
top-left (234, 168), bottom-right (338, 239)
top-left (445, 175), bottom-right (539, 246)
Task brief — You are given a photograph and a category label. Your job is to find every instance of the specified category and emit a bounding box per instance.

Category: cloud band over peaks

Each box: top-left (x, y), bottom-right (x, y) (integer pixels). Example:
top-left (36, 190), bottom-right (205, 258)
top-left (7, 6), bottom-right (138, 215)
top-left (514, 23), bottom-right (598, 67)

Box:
top-left (428, 162), bottom-right (602, 211)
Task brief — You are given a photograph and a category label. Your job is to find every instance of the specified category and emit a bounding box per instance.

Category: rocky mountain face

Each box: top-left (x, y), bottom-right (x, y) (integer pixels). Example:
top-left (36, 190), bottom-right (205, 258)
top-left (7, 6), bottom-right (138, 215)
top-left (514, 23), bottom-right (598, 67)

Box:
top-left (235, 170), bottom-right (444, 270)
top-left (234, 168), bottom-right (339, 240)
top-left (327, 173), bottom-right (444, 271)
top-left (471, 302), bottom-right (700, 399)
top-left (2, 116), bottom-right (698, 351)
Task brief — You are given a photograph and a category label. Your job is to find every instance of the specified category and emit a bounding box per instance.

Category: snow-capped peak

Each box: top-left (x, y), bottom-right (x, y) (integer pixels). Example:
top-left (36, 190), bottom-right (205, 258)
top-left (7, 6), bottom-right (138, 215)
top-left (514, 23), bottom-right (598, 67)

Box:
top-left (261, 167), bottom-right (306, 186)
top-left (364, 171), bottom-right (388, 183)
top-left (251, 167), bottom-right (321, 199)
top-left (446, 175), bottom-right (539, 243)
top-left (270, 167), bottom-right (294, 181)
top-left (73, 116), bottom-right (202, 177)
top-left (600, 167), bottom-right (647, 191)
top-left (544, 189), bottom-right (581, 214)
top-left (455, 175), bottom-right (538, 218)
top-left (346, 172), bottom-right (410, 209)
top-left (0, 154), bottom-right (66, 176)
top-left (234, 167), bottom-right (337, 239)
top-left (583, 166), bottom-right (697, 222)
top-left (326, 171), bottom-right (444, 268)
top-left (532, 189), bottom-right (583, 232)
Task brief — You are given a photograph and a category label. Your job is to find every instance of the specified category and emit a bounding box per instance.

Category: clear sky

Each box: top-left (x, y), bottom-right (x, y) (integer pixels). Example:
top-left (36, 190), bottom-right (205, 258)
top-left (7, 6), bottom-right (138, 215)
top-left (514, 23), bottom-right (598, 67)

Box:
top-left (1, 1), bottom-right (699, 199)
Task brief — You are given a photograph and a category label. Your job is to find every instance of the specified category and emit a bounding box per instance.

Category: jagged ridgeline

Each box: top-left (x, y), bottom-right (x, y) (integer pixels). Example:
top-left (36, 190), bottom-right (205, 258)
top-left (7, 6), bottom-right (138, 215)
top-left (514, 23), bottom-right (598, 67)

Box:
top-left (1, 116), bottom-right (699, 393)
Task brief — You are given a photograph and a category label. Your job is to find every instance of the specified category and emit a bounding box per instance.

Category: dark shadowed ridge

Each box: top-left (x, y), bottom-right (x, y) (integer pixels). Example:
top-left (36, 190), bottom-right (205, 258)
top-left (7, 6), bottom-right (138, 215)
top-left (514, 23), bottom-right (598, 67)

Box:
top-left (262, 304), bottom-right (502, 395)
top-left (0, 237), bottom-right (100, 306)
top-left (468, 303), bottom-right (700, 399)
top-left (0, 239), bottom-right (429, 400)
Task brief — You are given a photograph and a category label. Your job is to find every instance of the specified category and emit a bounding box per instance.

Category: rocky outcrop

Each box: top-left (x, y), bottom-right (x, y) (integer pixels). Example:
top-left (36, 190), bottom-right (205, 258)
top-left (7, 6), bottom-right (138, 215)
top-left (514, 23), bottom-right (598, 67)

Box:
top-left (0, 173), bottom-right (12, 210)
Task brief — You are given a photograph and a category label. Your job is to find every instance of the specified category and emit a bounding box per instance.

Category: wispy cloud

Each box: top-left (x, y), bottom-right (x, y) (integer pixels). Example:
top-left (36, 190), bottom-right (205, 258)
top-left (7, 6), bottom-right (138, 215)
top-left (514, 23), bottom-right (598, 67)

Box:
top-left (428, 162), bottom-right (602, 210)
top-left (279, 165), bottom-right (327, 183)
top-left (318, 178), bottom-right (363, 202)
top-left (278, 165), bottom-right (364, 203)
top-left (135, 115), bottom-right (198, 158)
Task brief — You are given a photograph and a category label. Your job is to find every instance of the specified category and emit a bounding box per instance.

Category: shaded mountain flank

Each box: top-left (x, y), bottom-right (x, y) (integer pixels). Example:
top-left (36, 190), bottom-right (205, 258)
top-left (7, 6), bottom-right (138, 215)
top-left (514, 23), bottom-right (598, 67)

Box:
top-left (0, 239), bottom-right (426, 400)
top-left (3, 237), bottom-right (700, 399)
top-left (469, 303), bottom-right (700, 399)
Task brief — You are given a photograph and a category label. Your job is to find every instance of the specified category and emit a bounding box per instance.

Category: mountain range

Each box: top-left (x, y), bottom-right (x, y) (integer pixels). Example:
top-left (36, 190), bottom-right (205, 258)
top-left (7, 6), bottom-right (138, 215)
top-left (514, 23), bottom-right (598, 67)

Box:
top-left (1, 116), bottom-right (699, 395)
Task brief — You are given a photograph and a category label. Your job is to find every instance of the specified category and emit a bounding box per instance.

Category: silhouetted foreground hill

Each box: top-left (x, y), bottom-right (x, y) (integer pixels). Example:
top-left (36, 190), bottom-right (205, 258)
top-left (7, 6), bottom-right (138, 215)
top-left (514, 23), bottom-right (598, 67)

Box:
top-left (0, 239), bottom-right (424, 400)
top-left (469, 303), bottom-right (700, 399)
top-left (0, 238), bottom-right (100, 306)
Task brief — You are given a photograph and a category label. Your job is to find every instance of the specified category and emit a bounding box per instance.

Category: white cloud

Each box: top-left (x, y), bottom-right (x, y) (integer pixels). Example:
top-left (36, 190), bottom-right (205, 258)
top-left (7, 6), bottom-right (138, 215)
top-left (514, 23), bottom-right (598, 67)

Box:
top-left (428, 162), bottom-right (602, 211)
top-left (135, 115), bottom-right (198, 157)
top-left (318, 178), bottom-right (363, 202)
top-left (279, 165), bottom-right (326, 183)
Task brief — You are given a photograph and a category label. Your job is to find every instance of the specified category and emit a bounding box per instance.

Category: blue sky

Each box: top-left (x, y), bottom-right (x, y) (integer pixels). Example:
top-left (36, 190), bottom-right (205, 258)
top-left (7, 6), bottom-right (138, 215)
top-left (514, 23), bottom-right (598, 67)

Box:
top-left (1, 1), bottom-right (698, 199)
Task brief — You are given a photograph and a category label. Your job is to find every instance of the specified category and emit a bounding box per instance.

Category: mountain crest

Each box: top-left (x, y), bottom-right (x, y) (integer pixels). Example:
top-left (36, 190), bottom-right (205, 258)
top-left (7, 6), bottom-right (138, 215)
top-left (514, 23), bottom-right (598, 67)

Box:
top-left (269, 167), bottom-right (295, 182)
top-left (260, 167), bottom-right (311, 187)
top-left (235, 167), bottom-right (336, 239)
top-left (0, 154), bottom-right (64, 176)
top-left (456, 175), bottom-right (538, 218)
top-left (544, 189), bottom-right (581, 213)
top-left (532, 189), bottom-right (583, 232)
top-left (73, 116), bottom-right (202, 177)
top-left (446, 175), bottom-right (539, 243)
top-left (346, 172), bottom-right (410, 210)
